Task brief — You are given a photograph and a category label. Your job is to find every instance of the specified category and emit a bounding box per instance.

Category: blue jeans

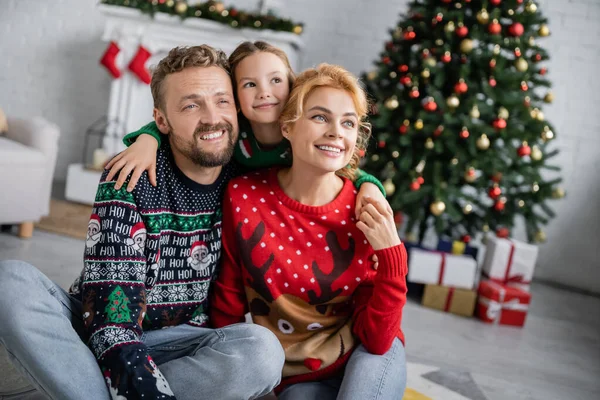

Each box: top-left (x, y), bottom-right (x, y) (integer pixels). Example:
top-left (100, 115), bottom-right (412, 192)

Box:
top-left (0, 260), bottom-right (284, 400)
top-left (277, 338), bottom-right (406, 400)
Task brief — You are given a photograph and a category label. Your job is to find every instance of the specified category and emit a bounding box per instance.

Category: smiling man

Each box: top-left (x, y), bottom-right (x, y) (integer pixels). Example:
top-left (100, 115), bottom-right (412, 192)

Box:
top-left (0, 45), bottom-right (284, 400)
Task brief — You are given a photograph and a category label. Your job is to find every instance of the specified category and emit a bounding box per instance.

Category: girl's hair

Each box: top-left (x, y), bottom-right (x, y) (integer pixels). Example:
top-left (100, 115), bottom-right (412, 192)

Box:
top-left (279, 63), bottom-right (371, 181)
top-left (228, 41), bottom-right (295, 94)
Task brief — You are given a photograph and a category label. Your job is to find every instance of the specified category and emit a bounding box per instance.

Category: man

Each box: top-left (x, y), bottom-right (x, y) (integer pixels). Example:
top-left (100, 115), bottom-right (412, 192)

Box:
top-left (0, 45), bottom-right (284, 400)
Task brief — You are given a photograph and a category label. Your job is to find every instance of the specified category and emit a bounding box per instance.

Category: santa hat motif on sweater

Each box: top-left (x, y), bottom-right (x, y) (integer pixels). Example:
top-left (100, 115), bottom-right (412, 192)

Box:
top-left (86, 214), bottom-right (102, 248)
top-left (187, 241), bottom-right (214, 272)
top-left (125, 221), bottom-right (147, 253)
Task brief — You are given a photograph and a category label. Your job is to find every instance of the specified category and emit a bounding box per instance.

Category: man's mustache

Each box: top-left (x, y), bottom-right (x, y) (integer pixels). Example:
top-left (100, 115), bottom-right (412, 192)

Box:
top-left (193, 122), bottom-right (233, 138)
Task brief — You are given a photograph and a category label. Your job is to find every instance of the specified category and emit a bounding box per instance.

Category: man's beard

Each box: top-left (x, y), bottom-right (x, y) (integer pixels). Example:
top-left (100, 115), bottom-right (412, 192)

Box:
top-left (168, 119), bottom-right (236, 168)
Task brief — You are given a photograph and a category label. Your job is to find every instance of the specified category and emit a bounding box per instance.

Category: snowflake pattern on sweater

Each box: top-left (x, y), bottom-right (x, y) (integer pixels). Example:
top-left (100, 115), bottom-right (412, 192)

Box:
top-left (69, 141), bottom-right (237, 399)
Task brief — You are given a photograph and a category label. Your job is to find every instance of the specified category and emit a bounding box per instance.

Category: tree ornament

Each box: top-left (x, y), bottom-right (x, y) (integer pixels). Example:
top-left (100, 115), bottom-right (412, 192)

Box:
top-left (541, 126), bottom-right (554, 141)
top-left (464, 167), bottom-right (477, 182)
top-left (450, 157), bottom-right (459, 165)
top-left (552, 187), bottom-right (566, 199)
top-left (489, 58), bottom-right (497, 68)
top-left (532, 182), bottom-right (540, 192)
top-left (508, 22), bottom-right (524, 37)
top-left (444, 21), bottom-right (456, 33)
top-left (383, 179), bottom-right (396, 195)
top-left (405, 232), bottom-right (418, 242)
top-left (540, 67), bottom-right (548, 75)
top-left (515, 58), bottom-right (529, 72)
top-left (410, 180), bottom-right (421, 191)
top-left (498, 107), bottom-right (509, 120)
top-left (421, 68), bottom-right (431, 78)
top-left (477, 9), bottom-right (490, 24)
top-left (518, 199), bottom-right (525, 208)
top-left (441, 51), bottom-right (452, 63)
top-left (514, 48), bottom-right (522, 57)
top-left (493, 44), bottom-right (501, 55)
top-left (526, 1), bottom-right (537, 13)
top-left (523, 96), bottom-right (531, 107)
top-left (544, 92), bottom-right (554, 103)
top-left (393, 27), bottom-right (403, 39)
top-left (166, 0), bottom-right (175, 7)
top-left (538, 24), bottom-right (550, 36)
top-left (491, 172), bottom-right (503, 183)
top-left (488, 185), bottom-right (502, 199)
top-left (366, 70), bottom-right (378, 81)
top-left (490, 0), bottom-right (502, 5)
top-left (493, 118), bottom-right (507, 130)
top-left (489, 20), bottom-right (502, 35)
top-left (530, 145), bottom-right (542, 161)
top-left (494, 198), bottom-right (506, 211)
top-left (378, 140), bottom-right (386, 148)
top-left (454, 79), bottom-right (468, 94)
top-left (460, 39), bottom-right (474, 53)
top-left (399, 64), bottom-right (409, 72)
top-left (521, 81), bottom-right (529, 91)
top-left (430, 201), bottom-right (446, 216)
top-left (389, 71), bottom-right (398, 79)
top-left (385, 96), bottom-right (399, 109)
top-left (404, 29), bottom-right (417, 40)
top-left (459, 127), bottom-right (470, 139)
top-left (425, 138), bottom-right (435, 149)
top-left (489, 76), bottom-right (497, 87)
top-left (517, 141), bottom-right (531, 157)
top-left (462, 234), bottom-right (472, 243)
top-left (447, 95), bottom-right (460, 108)
top-left (456, 23), bottom-right (469, 37)
top-left (470, 105), bottom-right (480, 119)
top-left (423, 97), bottom-right (438, 112)
top-left (415, 119), bottom-right (424, 130)
top-left (536, 110), bottom-right (545, 121)
top-left (463, 204), bottom-right (473, 214)
top-left (534, 53), bottom-right (542, 62)
top-left (496, 227), bottom-right (510, 238)
top-left (476, 134), bottom-right (490, 150)
top-left (174, 1), bottom-right (188, 14)
top-left (410, 87), bottom-right (420, 98)
top-left (534, 230), bottom-right (547, 243)
top-left (400, 75), bottom-right (412, 85)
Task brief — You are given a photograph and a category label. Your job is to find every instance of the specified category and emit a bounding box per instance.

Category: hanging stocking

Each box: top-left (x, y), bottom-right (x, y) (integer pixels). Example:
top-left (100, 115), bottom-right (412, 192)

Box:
top-left (99, 41), bottom-right (122, 79)
top-left (128, 45), bottom-right (152, 84)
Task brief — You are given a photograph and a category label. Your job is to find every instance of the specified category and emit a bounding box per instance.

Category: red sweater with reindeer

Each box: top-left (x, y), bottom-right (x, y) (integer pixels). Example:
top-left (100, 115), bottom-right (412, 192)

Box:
top-left (211, 168), bottom-right (407, 388)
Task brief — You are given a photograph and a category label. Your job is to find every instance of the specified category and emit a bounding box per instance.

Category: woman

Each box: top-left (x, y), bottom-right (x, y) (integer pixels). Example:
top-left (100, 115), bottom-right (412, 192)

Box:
top-left (211, 63), bottom-right (407, 399)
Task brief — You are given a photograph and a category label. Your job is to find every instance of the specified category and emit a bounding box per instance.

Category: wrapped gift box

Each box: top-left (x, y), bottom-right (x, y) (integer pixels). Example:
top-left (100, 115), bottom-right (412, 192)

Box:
top-left (476, 279), bottom-right (531, 327)
top-left (437, 239), bottom-right (479, 260)
top-left (422, 284), bottom-right (477, 317)
top-left (407, 247), bottom-right (477, 289)
top-left (481, 236), bottom-right (538, 287)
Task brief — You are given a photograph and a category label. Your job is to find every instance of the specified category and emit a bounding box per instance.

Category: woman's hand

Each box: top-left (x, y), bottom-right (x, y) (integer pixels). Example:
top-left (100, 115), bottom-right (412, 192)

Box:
top-left (356, 196), bottom-right (401, 251)
top-left (355, 182), bottom-right (391, 220)
top-left (105, 134), bottom-right (159, 192)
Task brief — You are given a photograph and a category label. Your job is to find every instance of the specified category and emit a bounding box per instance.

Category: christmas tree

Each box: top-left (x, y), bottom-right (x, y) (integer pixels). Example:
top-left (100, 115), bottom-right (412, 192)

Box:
top-left (361, 0), bottom-right (563, 244)
top-left (105, 286), bottom-right (132, 323)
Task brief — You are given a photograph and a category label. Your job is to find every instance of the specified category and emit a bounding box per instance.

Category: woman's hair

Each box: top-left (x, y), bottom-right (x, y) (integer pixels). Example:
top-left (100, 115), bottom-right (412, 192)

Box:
top-left (279, 63), bottom-right (371, 181)
top-left (228, 41), bottom-right (295, 94)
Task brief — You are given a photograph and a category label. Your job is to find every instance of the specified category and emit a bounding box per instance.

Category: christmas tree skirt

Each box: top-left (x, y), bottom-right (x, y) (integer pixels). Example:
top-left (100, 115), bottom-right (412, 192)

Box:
top-left (35, 199), bottom-right (92, 240)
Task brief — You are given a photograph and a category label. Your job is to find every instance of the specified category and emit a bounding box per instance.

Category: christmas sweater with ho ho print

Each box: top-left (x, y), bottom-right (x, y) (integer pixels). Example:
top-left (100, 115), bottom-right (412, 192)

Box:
top-left (211, 167), bottom-right (407, 388)
top-left (69, 141), bottom-right (238, 400)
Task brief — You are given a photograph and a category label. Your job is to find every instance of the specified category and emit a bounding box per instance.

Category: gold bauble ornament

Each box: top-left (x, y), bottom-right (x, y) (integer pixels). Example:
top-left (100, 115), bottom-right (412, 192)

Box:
top-left (518, 199), bottom-right (525, 208)
top-left (552, 187), bottom-right (566, 199)
top-left (538, 24), bottom-right (550, 36)
top-left (385, 96), bottom-right (399, 110)
top-left (450, 158), bottom-right (459, 165)
top-left (544, 92), bottom-right (555, 103)
top-left (392, 150), bottom-right (400, 158)
top-left (463, 204), bottom-right (473, 214)
top-left (476, 134), bottom-right (490, 150)
top-left (531, 145), bottom-right (543, 161)
top-left (445, 21), bottom-right (456, 33)
top-left (528, 36), bottom-right (536, 46)
top-left (493, 44), bottom-right (501, 55)
top-left (174, 1), bottom-right (188, 14)
top-left (536, 110), bottom-right (545, 121)
top-left (515, 58), bottom-right (529, 72)
top-left (393, 28), bottom-right (402, 40)
top-left (415, 119), bottom-right (424, 130)
top-left (367, 70), bottom-right (378, 81)
top-left (541, 127), bottom-right (554, 141)
top-left (293, 25), bottom-right (303, 35)
top-left (482, 224), bottom-right (490, 232)
top-left (477, 9), bottom-right (490, 24)
top-left (534, 230), bottom-right (547, 243)
top-left (532, 182), bottom-right (540, 192)
top-left (435, 39), bottom-right (444, 46)
top-left (470, 105), bottom-right (480, 119)
top-left (430, 200), bottom-right (446, 216)
top-left (425, 138), bottom-right (434, 149)
top-left (447, 95), bottom-right (460, 108)
top-left (421, 69), bottom-right (431, 78)
top-left (214, 2), bottom-right (225, 12)
top-left (530, 108), bottom-right (540, 119)
top-left (526, 2), bottom-right (538, 13)
top-left (498, 107), bottom-right (509, 120)
top-left (406, 232), bottom-right (418, 242)
top-left (389, 71), bottom-right (398, 79)
top-left (424, 57), bottom-right (436, 68)
top-left (371, 154), bottom-right (380, 161)
top-left (460, 39), bottom-right (474, 53)
top-left (383, 179), bottom-right (396, 196)
top-left (166, 0), bottom-right (175, 7)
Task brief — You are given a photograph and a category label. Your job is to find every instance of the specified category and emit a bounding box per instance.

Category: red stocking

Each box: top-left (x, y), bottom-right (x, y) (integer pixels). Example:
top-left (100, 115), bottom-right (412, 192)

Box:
top-left (128, 45), bottom-right (152, 84)
top-left (99, 41), bottom-right (122, 79)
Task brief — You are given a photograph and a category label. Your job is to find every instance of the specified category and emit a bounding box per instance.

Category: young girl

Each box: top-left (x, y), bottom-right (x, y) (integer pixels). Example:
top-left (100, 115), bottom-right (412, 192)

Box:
top-left (105, 41), bottom-right (387, 220)
top-left (211, 63), bottom-right (407, 399)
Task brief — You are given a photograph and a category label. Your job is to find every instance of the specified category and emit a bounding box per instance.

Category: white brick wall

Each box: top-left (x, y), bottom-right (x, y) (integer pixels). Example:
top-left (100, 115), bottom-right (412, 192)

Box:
top-left (1, 0), bottom-right (598, 293)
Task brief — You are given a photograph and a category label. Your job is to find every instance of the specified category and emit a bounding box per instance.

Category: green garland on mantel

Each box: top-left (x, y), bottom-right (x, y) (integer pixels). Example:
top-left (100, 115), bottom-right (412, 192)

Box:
top-left (100, 0), bottom-right (304, 35)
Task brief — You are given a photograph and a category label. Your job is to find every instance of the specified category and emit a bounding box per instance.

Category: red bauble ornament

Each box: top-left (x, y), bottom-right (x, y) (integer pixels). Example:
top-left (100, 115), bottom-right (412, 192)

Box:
top-left (410, 181), bottom-right (421, 191)
top-left (454, 80), bottom-right (468, 94)
top-left (517, 143), bottom-right (531, 157)
top-left (534, 54), bottom-right (542, 62)
top-left (404, 31), bottom-right (416, 40)
top-left (540, 67), bottom-right (548, 75)
top-left (417, 176), bottom-right (425, 184)
top-left (489, 77), bottom-right (497, 87)
top-left (488, 185), bottom-right (502, 199)
top-left (493, 118), bottom-right (507, 130)
top-left (521, 81), bottom-right (529, 91)
top-left (399, 64), bottom-right (409, 72)
top-left (494, 200), bottom-right (506, 211)
top-left (433, 126), bottom-right (444, 137)
top-left (460, 128), bottom-right (470, 139)
top-left (441, 0), bottom-right (452, 3)
top-left (410, 88), bottom-right (420, 98)
top-left (496, 227), bottom-right (510, 238)
top-left (378, 140), bottom-right (386, 148)
top-left (400, 75), bottom-right (412, 85)
top-left (490, 59), bottom-right (497, 68)
top-left (514, 48), bottom-right (522, 57)
top-left (460, 55), bottom-right (468, 64)
top-left (491, 172), bottom-right (503, 183)
top-left (462, 234), bottom-right (471, 243)
top-left (382, 56), bottom-right (391, 64)
top-left (508, 22), bottom-right (524, 37)
top-left (398, 125), bottom-right (408, 134)
top-left (466, 168), bottom-right (476, 180)
top-left (523, 97), bottom-right (531, 107)
top-left (488, 21), bottom-right (502, 35)
top-left (456, 25), bottom-right (469, 37)
top-left (490, 0), bottom-right (501, 5)
top-left (423, 100), bottom-right (438, 112)
top-left (386, 41), bottom-right (394, 50)
top-left (441, 52), bottom-right (452, 63)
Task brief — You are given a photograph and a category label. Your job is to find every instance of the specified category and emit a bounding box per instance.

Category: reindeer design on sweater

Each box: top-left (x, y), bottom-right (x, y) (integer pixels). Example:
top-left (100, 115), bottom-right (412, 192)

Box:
top-left (237, 221), bottom-right (358, 377)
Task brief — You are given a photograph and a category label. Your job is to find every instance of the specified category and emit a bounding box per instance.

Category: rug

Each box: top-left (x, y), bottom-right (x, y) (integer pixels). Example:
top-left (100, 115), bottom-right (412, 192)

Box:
top-left (35, 199), bottom-right (92, 240)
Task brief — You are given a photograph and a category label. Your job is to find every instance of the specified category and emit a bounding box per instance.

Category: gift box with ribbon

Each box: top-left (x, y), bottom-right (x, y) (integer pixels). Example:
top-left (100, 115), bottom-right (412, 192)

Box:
top-left (407, 247), bottom-right (478, 289)
top-left (437, 239), bottom-right (479, 260)
top-left (422, 284), bottom-right (477, 317)
top-left (481, 236), bottom-right (538, 289)
top-left (476, 279), bottom-right (531, 327)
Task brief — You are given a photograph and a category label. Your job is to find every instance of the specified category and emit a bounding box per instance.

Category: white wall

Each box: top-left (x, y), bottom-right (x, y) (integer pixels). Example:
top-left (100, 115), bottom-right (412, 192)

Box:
top-left (1, 0), bottom-right (599, 293)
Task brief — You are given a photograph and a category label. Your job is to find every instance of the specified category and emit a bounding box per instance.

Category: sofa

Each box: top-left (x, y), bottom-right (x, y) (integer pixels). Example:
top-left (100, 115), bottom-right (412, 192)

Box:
top-left (0, 116), bottom-right (60, 238)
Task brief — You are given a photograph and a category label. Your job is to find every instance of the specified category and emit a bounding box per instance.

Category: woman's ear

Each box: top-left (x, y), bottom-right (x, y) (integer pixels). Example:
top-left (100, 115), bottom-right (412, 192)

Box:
top-left (281, 124), bottom-right (290, 139)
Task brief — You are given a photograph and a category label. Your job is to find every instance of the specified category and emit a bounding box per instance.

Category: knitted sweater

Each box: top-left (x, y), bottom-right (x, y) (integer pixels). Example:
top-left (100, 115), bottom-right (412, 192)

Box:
top-left (122, 120), bottom-right (386, 195)
top-left (69, 141), bottom-right (238, 400)
top-left (211, 168), bottom-right (407, 389)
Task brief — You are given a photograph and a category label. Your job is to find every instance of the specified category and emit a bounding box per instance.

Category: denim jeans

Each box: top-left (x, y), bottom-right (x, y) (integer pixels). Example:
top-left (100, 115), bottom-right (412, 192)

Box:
top-left (277, 338), bottom-right (407, 400)
top-left (0, 260), bottom-right (284, 400)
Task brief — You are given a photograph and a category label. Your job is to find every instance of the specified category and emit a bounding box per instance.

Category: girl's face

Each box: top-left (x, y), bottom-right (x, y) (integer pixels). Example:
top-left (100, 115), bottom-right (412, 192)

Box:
top-left (235, 52), bottom-right (290, 125)
top-left (283, 87), bottom-right (359, 174)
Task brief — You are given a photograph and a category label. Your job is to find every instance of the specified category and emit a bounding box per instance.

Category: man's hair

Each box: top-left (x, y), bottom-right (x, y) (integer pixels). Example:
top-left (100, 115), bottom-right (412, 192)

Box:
top-left (150, 45), bottom-right (230, 111)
